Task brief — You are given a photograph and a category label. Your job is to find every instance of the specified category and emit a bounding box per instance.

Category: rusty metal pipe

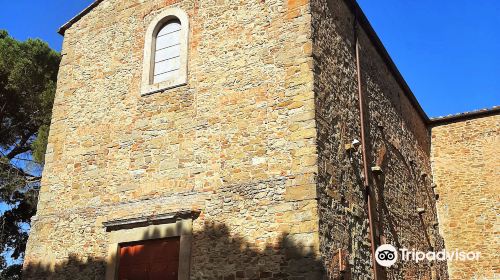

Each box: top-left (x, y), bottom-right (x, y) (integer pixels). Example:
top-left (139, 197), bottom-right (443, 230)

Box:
top-left (355, 35), bottom-right (380, 280)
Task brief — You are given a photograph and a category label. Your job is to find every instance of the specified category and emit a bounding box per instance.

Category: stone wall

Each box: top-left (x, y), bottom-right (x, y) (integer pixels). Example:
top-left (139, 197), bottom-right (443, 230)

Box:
top-left (23, 0), bottom-right (475, 279)
top-left (431, 113), bottom-right (499, 280)
top-left (312, 0), bottom-right (447, 279)
top-left (24, 0), bottom-right (323, 279)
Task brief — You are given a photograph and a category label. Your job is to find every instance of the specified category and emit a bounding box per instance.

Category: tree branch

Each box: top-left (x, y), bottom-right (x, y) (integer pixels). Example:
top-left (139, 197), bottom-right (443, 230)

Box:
top-left (6, 131), bottom-right (35, 160)
top-left (0, 160), bottom-right (40, 180)
top-left (6, 146), bottom-right (31, 160)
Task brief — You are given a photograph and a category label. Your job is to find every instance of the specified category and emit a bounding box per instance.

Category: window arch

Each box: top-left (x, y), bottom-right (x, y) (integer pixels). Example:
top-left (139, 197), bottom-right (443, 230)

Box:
top-left (141, 8), bottom-right (189, 95)
top-left (153, 19), bottom-right (181, 84)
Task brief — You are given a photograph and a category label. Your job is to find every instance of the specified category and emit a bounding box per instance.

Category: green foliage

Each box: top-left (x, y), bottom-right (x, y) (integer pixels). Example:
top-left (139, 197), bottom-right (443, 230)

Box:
top-left (31, 124), bottom-right (50, 164)
top-left (0, 30), bottom-right (60, 277)
top-left (0, 264), bottom-right (22, 280)
top-left (0, 30), bottom-right (59, 155)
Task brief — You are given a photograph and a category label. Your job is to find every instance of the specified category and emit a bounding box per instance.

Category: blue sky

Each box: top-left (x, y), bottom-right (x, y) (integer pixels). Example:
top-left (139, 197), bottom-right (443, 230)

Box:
top-left (1, 0), bottom-right (499, 117)
top-left (357, 0), bottom-right (500, 117)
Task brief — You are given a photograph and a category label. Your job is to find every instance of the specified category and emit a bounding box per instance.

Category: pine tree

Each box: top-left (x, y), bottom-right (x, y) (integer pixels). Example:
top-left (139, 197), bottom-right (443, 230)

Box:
top-left (0, 30), bottom-right (60, 279)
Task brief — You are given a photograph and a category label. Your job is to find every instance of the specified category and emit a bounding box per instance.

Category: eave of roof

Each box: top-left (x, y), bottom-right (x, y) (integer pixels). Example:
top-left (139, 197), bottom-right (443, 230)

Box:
top-left (58, 0), bottom-right (104, 35)
top-left (429, 106), bottom-right (499, 126)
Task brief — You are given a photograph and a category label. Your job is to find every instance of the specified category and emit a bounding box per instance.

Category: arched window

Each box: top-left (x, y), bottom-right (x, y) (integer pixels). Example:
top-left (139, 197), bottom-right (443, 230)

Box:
top-left (142, 8), bottom-right (189, 95)
top-left (153, 19), bottom-right (181, 84)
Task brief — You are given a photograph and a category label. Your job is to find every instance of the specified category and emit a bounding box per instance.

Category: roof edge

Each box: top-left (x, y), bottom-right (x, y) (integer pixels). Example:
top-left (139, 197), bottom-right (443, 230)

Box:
top-left (429, 106), bottom-right (500, 126)
top-left (58, 0), bottom-right (104, 35)
top-left (343, 0), bottom-right (430, 123)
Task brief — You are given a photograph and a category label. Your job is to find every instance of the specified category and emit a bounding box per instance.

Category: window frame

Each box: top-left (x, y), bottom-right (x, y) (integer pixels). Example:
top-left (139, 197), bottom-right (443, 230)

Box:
top-left (141, 8), bottom-right (189, 96)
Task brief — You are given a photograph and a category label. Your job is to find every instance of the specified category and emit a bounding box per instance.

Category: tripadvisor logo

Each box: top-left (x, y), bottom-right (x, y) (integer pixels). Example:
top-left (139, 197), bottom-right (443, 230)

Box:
top-left (375, 244), bottom-right (481, 268)
top-left (375, 244), bottom-right (398, 267)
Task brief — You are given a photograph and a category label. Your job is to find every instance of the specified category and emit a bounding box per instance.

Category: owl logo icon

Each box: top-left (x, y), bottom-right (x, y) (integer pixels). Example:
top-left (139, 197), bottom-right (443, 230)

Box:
top-left (375, 244), bottom-right (398, 267)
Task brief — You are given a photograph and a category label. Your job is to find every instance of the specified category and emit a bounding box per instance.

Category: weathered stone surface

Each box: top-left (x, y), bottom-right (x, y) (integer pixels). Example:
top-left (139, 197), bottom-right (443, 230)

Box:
top-left (24, 0), bottom-right (321, 279)
top-left (431, 114), bottom-right (499, 280)
top-left (24, 0), bottom-right (493, 279)
top-left (312, 0), bottom-right (447, 279)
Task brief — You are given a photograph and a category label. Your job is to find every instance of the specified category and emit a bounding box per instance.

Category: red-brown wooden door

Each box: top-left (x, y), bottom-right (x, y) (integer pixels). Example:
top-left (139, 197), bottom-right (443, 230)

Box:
top-left (118, 237), bottom-right (180, 280)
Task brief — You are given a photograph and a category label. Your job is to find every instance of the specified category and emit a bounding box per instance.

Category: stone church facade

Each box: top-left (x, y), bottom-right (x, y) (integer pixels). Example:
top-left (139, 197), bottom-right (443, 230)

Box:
top-left (22, 0), bottom-right (497, 279)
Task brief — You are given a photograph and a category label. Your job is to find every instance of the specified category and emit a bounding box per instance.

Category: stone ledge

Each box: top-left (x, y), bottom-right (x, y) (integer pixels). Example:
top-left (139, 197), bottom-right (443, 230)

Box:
top-left (103, 209), bottom-right (200, 232)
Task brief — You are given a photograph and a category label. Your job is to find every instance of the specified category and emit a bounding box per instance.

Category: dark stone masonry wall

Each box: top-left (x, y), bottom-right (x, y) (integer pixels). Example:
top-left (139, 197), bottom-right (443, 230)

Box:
top-left (312, 0), bottom-right (448, 279)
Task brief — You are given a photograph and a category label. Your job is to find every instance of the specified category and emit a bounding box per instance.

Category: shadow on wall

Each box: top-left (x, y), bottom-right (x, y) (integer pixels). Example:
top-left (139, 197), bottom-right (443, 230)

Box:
top-left (23, 255), bottom-right (108, 280)
top-left (23, 222), bottom-right (325, 280)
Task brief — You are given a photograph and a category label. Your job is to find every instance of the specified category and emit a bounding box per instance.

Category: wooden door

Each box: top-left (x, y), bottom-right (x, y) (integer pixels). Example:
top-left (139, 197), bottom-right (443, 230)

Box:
top-left (118, 237), bottom-right (180, 280)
